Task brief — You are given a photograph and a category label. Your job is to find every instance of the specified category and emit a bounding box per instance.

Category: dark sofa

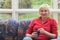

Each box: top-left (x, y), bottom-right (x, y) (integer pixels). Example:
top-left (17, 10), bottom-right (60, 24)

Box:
top-left (0, 19), bottom-right (59, 40)
top-left (18, 19), bottom-right (31, 40)
top-left (0, 19), bottom-right (18, 40)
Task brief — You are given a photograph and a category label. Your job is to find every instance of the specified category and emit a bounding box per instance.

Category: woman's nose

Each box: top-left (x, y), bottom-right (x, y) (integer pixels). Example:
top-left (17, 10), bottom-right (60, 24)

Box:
top-left (42, 12), bottom-right (46, 14)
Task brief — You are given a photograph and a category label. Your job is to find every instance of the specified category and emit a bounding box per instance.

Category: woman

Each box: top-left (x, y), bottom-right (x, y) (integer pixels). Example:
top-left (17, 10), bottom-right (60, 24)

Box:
top-left (25, 4), bottom-right (58, 40)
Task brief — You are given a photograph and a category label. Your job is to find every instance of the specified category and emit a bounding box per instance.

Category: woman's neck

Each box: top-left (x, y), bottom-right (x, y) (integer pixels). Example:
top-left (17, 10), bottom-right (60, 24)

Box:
top-left (41, 17), bottom-right (48, 23)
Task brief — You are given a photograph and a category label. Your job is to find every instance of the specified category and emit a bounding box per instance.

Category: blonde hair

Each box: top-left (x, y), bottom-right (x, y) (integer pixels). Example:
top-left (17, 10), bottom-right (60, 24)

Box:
top-left (39, 4), bottom-right (50, 11)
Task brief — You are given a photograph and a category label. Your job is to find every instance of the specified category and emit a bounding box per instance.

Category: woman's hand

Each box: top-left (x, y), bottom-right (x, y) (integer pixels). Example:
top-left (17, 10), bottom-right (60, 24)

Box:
top-left (38, 28), bottom-right (56, 38)
top-left (26, 32), bottom-right (38, 38)
top-left (31, 32), bottom-right (38, 38)
top-left (38, 28), bottom-right (46, 34)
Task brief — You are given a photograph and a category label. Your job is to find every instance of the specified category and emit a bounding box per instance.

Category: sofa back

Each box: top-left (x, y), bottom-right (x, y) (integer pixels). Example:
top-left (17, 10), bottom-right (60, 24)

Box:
top-left (18, 19), bottom-right (31, 40)
top-left (0, 19), bottom-right (18, 40)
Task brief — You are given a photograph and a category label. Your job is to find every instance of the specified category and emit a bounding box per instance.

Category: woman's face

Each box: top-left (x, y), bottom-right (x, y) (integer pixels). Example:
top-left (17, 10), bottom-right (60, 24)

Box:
top-left (39, 7), bottom-right (50, 18)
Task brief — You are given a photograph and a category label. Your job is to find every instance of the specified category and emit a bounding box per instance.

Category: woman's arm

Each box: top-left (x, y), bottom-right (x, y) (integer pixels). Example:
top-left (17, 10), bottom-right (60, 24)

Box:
top-left (42, 29), bottom-right (56, 39)
top-left (38, 27), bottom-right (57, 39)
top-left (26, 32), bottom-right (38, 38)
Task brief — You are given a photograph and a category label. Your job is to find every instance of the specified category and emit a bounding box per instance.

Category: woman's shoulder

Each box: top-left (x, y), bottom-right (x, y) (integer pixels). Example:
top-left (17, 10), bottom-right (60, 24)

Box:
top-left (48, 18), bottom-right (57, 24)
top-left (48, 17), bottom-right (56, 21)
top-left (32, 17), bottom-right (39, 22)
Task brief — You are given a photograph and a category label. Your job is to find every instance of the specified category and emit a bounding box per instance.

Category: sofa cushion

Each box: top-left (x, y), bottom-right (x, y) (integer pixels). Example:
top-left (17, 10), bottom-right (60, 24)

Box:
top-left (18, 19), bottom-right (31, 40)
top-left (7, 19), bottom-right (18, 36)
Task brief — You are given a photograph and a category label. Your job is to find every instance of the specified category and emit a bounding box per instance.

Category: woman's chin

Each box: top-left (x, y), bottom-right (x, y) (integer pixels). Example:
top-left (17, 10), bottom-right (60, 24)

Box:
top-left (42, 16), bottom-right (47, 18)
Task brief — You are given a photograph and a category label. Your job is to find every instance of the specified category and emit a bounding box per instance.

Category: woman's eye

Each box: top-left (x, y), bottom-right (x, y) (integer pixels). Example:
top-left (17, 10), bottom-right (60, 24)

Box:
top-left (45, 10), bottom-right (47, 12)
top-left (41, 10), bottom-right (43, 12)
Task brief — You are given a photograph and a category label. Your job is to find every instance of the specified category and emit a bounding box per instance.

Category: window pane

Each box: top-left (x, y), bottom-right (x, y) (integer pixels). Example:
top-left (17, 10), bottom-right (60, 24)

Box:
top-left (0, 0), bottom-right (11, 9)
top-left (18, 13), bottom-right (39, 20)
top-left (0, 13), bottom-right (12, 19)
top-left (58, 14), bottom-right (60, 34)
top-left (19, 0), bottom-right (51, 9)
top-left (58, 0), bottom-right (60, 9)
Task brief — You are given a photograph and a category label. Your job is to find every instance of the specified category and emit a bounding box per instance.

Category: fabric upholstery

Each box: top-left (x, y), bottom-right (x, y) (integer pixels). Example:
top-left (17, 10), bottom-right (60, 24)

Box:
top-left (18, 19), bottom-right (31, 40)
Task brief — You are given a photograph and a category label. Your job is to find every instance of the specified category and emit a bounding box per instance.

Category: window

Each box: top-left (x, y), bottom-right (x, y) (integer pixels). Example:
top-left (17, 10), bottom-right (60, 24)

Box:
top-left (18, 13), bottom-right (39, 20)
top-left (0, 13), bottom-right (12, 19)
top-left (19, 0), bottom-right (51, 9)
top-left (0, 0), bottom-right (11, 9)
top-left (18, 0), bottom-right (51, 21)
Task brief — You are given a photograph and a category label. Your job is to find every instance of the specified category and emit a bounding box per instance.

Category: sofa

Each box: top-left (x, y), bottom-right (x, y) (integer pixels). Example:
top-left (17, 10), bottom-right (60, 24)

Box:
top-left (0, 19), bottom-right (18, 40)
top-left (18, 19), bottom-right (31, 40)
top-left (0, 19), bottom-right (59, 40)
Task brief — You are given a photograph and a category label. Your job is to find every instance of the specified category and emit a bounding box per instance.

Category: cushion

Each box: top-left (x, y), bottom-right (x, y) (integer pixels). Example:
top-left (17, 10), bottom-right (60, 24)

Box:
top-left (18, 19), bottom-right (31, 40)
